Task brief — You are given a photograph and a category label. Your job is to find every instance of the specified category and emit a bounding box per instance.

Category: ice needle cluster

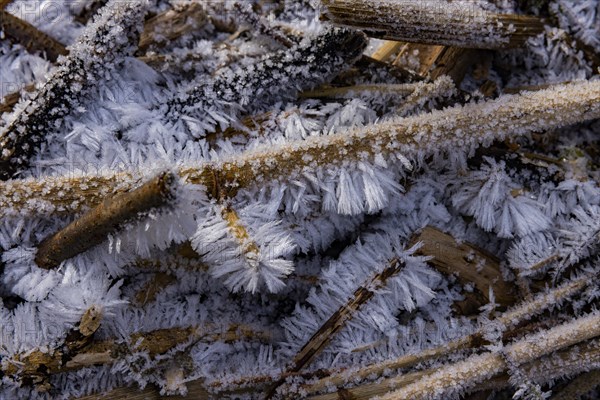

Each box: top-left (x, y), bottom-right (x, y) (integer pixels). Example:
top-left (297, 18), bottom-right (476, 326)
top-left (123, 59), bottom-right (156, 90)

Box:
top-left (1, 0), bottom-right (600, 399)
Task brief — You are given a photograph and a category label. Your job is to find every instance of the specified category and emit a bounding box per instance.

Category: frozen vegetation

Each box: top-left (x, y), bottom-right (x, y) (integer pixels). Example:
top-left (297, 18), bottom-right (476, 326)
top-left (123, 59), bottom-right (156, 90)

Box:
top-left (0, 0), bottom-right (600, 399)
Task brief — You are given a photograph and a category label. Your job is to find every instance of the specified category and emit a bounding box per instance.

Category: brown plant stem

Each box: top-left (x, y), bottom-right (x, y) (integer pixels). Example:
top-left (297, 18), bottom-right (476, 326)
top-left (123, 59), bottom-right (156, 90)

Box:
top-left (1, 80), bottom-right (599, 218)
top-left (0, 10), bottom-right (68, 62)
top-left (378, 312), bottom-right (600, 400)
top-left (321, 0), bottom-right (544, 49)
top-left (297, 270), bottom-right (594, 396)
top-left (265, 258), bottom-right (406, 398)
top-left (307, 338), bottom-right (600, 400)
top-left (34, 172), bottom-right (177, 269)
top-left (410, 226), bottom-right (517, 311)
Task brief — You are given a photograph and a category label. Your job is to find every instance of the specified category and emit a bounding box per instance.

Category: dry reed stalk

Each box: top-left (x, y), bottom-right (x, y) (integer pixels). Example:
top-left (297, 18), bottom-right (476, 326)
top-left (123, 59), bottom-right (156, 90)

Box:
top-left (34, 172), bottom-right (177, 269)
top-left (321, 0), bottom-right (544, 49)
top-left (1, 80), bottom-right (599, 218)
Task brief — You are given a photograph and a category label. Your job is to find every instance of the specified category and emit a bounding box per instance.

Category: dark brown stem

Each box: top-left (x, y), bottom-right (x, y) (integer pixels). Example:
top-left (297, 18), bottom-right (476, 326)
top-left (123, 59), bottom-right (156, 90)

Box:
top-left (0, 10), bottom-right (68, 62)
top-left (35, 172), bottom-right (177, 269)
top-left (265, 258), bottom-right (406, 398)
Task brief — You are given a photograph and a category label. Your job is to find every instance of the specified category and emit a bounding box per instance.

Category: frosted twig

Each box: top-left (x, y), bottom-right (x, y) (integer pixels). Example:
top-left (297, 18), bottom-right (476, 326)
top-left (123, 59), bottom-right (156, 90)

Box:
top-left (1, 79), bottom-right (599, 217)
top-left (307, 338), bottom-right (600, 400)
top-left (321, 0), bottom-right (545, 49)
top-left (265, 258), bottom-right (406, 398)
top-left (35, 172), bottom-right (177, 269)
top-left (0, 10), bottom-right (68, 62)
top-left (3, 323), bottom-right (271, 385)
top-left (164, 27), bottom-right (368, 132)
top-left (299, 83), bottom-right (418, 99)
top-left (0, 0), bottom-right (145, 180)
top-left (298, 270), bottom-right (594, 396)
top-left (377, 312), bottom-right (600, 400)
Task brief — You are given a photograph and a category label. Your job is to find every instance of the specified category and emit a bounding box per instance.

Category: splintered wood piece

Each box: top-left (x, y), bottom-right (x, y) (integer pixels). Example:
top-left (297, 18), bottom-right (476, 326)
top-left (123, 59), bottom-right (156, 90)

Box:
top-left (0, 10), bottom-right (68, 62)
top-left (35, 172), bottom-right (177, 269)
top-left (410, 226), bottom-right (516, 309)
top-left (321, 0), bottom-right (544, 49)
top-left (429, 47), bottom-right (480, 83)
top-left (138, 3), bottom-right (208, 53)
top-left (3, 323), bottom-right (271, 387)
top-left (393, 42), bottom-right (446, 76)
top-left (265, 258), bottom-right (406, 398)
top-left (3, 305), bottom-right (102, 389)
top-left (371, 40), bottom-right (403, 62)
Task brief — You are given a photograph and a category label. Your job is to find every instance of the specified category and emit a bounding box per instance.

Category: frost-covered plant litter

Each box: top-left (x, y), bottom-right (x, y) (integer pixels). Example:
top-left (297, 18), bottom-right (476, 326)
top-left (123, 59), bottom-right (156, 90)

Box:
top-left (1, 0), bottom-right (600, 399)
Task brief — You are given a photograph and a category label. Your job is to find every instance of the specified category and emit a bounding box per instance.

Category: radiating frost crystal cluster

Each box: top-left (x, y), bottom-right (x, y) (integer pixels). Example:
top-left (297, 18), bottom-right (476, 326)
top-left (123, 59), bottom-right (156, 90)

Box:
top-left (1, 0), bottom-right (600, 399)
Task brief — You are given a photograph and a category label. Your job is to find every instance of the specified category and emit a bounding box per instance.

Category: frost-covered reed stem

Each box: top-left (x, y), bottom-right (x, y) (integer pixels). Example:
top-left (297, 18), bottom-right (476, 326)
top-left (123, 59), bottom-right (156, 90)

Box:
top-left (306, 338), bottom-right (600, 400)
top-left (299, 83), bottom-right (419, 99)
top-left (3, 305), bottom-right (102, 388)
top-left (266, 259), bottom-right (406, 398)
top-left (0, 10), bottom-right (67, 61)
top-left (0, 0), bottom-right (145, 180)
top-left (378, 312), bottom-right (600, 400)
top-left (321, 0), bottom-right (544, 49)
top-left (1, 79), bottom-right (599, 216)
top-left (299, 270), bottom-right (594, 396)
top-left (164, 27), bottom-right (367, 132)
top-left (35, 172), bottom-right (177, 269)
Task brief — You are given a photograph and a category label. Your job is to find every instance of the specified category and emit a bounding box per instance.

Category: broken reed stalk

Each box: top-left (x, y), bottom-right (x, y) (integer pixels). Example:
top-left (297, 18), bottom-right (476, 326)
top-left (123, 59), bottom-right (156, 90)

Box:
top-left (1, 79), bottom-right (598, 218)
top-left (298, 270), bottom-right (594, 396)
top-left (265, 258), bottom-right (406, 398)
top-left (0, 0), bottom-right (144, 181)
top-left (3, 324), bottom-right (271, 384)
top-left (0, 10), bottom-right (68, 62)
top-left (307, 338), bottom-right (600, 400)
top-left (377, 312), bottom-right (600, 400)
top-left (34, 172), bottom-right (177, 269)
top-left (321, 0), bottom-right (544, 49)
top-left (410, 226), bottom-right (516, 309)
top-left (4, 305), bottom-right (103, 389)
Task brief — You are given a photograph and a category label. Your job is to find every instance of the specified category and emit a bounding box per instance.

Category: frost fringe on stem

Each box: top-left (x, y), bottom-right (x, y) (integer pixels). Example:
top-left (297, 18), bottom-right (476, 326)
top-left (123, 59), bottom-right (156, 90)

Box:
top-left (275, 267), bottom-right (597, 396)
top-left (0, 0), bottom-right (145, 180)
top-left (163, 27), bottom-right (368, 136)
top-left (307, 339), bottom-right (600, 400)
top-left (378, 312), bottom-right (600, 400)
top-left (0, 79), bottom-right (599, 217)
top-left (321, 0), bottom-right (544, 49)
top-left (266, 258), bottom-right (407, 398)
